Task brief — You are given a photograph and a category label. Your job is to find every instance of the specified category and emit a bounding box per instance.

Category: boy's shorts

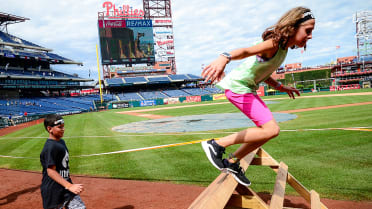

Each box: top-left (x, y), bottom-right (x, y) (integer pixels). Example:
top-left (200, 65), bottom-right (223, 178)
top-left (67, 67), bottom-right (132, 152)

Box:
top-left (225, 89), bottom-right (273, 127)
top-left (54, 195), bottom-right (85, 209)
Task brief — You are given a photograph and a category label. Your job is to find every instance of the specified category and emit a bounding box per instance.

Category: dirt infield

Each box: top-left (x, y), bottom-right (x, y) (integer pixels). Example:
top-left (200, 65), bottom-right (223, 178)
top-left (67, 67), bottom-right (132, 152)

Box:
top-left (1, 169), bottom-right (371, 209)
top-left (279, 101), bottom-right (372, 113)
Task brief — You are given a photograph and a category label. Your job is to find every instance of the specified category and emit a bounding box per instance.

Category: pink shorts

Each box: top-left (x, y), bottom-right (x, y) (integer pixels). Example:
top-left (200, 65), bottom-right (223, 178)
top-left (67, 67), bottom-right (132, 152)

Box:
top-left (225, 89), bottom-right (273, 127)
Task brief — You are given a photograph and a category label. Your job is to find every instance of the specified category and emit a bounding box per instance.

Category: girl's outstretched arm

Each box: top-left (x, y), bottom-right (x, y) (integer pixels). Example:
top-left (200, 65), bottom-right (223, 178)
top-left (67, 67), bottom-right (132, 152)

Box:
top-left (202, 39), bottom-right (277, 83)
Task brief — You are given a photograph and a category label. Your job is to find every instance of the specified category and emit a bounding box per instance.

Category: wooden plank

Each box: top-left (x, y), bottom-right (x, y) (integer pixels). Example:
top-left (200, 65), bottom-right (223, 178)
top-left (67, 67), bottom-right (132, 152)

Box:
top-left (311, 190), bottom-right (321, 209)
top-left (269, 162), bottom-right (288, 209)
top-left (234, 185), bottom-right (269, 209)
top-left (227, 194), bottom-right (268, 209)
top-left (251, 157), bottom-right (279, 167)
top-left (188, 149), bottom-right (258, 209)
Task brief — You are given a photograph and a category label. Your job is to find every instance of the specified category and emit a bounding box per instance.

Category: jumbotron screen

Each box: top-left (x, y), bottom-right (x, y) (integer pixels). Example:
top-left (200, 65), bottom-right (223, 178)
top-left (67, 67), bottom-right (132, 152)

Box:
top-left (98, 19), bottom-right (155, 65)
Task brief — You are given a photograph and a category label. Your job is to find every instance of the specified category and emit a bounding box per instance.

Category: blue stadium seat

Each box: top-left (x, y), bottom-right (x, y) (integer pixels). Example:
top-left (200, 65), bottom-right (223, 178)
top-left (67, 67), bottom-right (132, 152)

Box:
top-left (117, 92), bottom-right (143, 101)
top-left (168, 74), bottom-right (189, 81)
top-left (123, 77), bottom-right (148, 84)
top-left (204, 87), bottom-right (223, 94)
top-left (139, 91), bottom-right (168, 99)
top-left (186, 74), bottom-right (203, 80)
top-left (146, 76), bottom-right (170, 84)
top-left (162, 89), bottom-right (191, 97)
top-left (0, 31), bottom-right (18, 44)
top-left (182, 88), bottom-right (211, 96)
top-left (45, 52), bottom-right (71, 62)
top-left (0, 95), bottom-right (116, 117)
top-left (0, 31), bottom-right (43, 48)
top-left (106, 78), bottom-right (124, 86)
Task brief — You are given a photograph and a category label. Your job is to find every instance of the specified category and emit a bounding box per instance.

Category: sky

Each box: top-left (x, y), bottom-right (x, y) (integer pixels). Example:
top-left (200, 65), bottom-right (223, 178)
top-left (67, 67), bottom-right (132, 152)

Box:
top-left (3, 0), bottom-right (372, 82)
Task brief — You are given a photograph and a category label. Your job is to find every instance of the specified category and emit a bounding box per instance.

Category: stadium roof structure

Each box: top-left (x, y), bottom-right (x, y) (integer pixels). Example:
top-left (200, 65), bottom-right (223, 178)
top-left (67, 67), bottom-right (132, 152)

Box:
top-left (0, 12), bottom-right (29, 26)
top-left (0, 30), bottom-right (53, 52)
top-left (0, 12), bottom-right (82, 65)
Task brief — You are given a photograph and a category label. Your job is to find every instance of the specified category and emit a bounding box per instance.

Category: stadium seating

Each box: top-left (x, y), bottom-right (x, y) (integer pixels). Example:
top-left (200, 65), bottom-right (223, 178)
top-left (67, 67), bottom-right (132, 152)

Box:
top-left (0, 85), bottom-right (225, 118)
top-left (0, 31), bottom-right (43, 48)
top-left (147, 76), bottom-right (171, 84)
top-left (0, 67), bottom-right (78, 78)
top-left (123, 77), bottom-right (148, 84)
top-left (0, 98), bottom-right (82, 117)
top-left (0, 31), bottom-right (18, 44)
top-left (168, 74), bottom-right (190, 81)
top-left (45, 52), bottom-right (71, 62)
top-left (162, 89), bottom-right (191, 97)
top-left (204, 87), bottom-right (223, 94)
top-left (117, 92), bottom-right (143, 101)
top-left (182, 88), bottom-right (211, 96)
top-left (139, 91), bottom-right (168, 99)
top-left (0, 94), bottom-right (123, 117)
top-left (186, 74), bottom-right (203, 80)
top-left (106, 78), bottom-right (124, 86)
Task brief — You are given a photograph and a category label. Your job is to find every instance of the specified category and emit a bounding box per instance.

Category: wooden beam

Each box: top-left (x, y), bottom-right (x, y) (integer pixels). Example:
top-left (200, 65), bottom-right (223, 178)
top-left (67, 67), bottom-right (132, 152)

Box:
top-left (227, 194), bottom-right (268, 209)
top-left (269, 162), bottom-right (288, 209)
top-left (311, 190), bottom-right (321, 209)
top-left (234, 184), bottom-right (269, 209)
top-left (188, 149), bottom-right (258, 209)
top-left (251, 157), bottom-right (279, 167)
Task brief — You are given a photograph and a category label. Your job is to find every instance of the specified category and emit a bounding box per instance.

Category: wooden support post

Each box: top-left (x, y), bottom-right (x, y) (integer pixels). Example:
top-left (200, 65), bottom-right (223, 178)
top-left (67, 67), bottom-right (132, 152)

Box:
top-left (311, 190), bottom-right (321, 209)
top-left (269, 162), bottom-right (288, 209)
top-left (231, 184), bottom-right (269, 209)
top-left (227, 194), bottom-right (268, 209)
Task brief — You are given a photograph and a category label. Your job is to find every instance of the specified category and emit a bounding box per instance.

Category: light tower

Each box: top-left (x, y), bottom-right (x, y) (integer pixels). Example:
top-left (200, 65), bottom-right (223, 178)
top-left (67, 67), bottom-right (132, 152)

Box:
top-left (143, 0), bottom-right (176, 74)
top-left (354, 11), bottom-right (372, 61)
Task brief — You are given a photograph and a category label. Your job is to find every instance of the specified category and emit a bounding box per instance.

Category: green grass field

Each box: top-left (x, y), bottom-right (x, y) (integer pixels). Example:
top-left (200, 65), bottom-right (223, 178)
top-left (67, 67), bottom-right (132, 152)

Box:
top-left (0, 89), bottom-right (371, 201)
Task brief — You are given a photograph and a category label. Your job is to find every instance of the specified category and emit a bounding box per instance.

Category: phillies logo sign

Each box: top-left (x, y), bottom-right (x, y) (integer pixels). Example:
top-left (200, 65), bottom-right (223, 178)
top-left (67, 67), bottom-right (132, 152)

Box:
top-left (102, 1), bottom-right (145, 19)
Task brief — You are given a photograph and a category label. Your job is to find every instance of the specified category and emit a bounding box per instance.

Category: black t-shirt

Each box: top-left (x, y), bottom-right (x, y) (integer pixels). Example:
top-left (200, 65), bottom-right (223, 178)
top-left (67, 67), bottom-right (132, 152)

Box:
top-left (40, 139), bottom-right (74, 209)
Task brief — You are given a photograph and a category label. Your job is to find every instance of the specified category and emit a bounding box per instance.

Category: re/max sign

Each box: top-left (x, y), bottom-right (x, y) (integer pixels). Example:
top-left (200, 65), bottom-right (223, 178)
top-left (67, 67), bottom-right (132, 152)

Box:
top-left (98, 20), bottom-right (152, 28)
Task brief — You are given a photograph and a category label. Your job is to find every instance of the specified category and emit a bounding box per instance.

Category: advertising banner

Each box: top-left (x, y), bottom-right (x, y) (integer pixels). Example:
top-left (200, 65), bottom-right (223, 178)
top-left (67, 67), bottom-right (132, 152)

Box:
top-left (153, 26), bottom-right (174, 59)
top-left (164, 97), bottom-right (180, 104)
top-left (213, 94), bottom-right (226, 100)
top-left (113, 102), bottom-right (130, 109)
top-left (185, 96), bottom-right (201, 103)
top-left (140, 100), bottom-right (156, 107)
top-left (256, 86), bottom-right (265, 97)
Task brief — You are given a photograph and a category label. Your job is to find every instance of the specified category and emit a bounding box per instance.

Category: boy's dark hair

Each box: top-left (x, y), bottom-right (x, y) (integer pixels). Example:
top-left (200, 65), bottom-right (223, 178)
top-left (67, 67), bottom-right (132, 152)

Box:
top-left (44, 114), bottom-right (63, 131)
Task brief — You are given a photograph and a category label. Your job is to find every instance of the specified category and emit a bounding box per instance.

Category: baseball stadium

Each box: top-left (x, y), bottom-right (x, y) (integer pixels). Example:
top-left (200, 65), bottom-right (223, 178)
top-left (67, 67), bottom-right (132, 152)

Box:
top-left (0, 1), bottom-right (371, 209)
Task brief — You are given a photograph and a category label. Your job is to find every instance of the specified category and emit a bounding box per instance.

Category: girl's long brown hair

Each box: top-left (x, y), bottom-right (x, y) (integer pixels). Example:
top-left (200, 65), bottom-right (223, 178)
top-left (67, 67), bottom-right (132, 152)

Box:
top-left (262, 7), bottom-right (312, 49)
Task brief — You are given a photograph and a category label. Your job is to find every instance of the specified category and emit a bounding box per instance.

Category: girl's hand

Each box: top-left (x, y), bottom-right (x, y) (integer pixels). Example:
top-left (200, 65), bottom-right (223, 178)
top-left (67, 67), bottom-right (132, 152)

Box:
top-left (280, 86), bottom-right (300, 99)
top-left (201, 56), bottom-right (228, 84)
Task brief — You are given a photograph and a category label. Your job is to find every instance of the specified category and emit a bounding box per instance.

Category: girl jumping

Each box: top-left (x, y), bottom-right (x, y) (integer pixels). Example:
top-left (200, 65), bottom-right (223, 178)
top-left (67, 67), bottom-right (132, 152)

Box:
top-left (201, 7), bottom-right (315, 186)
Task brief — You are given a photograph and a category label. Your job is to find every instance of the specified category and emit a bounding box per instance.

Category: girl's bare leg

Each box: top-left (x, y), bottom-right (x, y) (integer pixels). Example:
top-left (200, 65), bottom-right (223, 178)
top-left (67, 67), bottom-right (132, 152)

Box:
top-left (216, 119), bottom-right (280, 160)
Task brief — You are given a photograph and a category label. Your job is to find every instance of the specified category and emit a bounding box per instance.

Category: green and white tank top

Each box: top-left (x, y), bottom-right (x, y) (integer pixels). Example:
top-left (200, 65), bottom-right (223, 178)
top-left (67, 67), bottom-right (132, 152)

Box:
top-left (217, 40), bottom-right (288, 94)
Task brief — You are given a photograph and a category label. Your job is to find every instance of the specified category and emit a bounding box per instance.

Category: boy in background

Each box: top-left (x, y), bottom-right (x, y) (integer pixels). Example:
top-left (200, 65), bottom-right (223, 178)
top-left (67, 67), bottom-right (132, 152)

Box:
top-left (40, 114), bottom-right (85, 209)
